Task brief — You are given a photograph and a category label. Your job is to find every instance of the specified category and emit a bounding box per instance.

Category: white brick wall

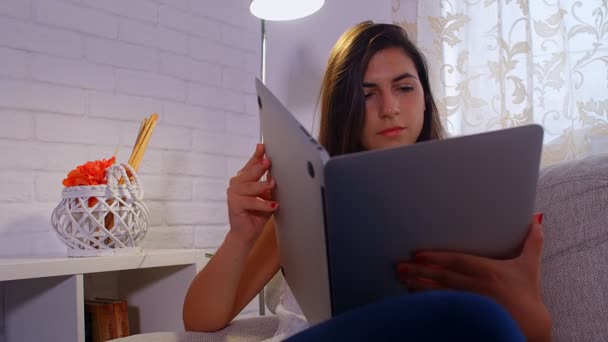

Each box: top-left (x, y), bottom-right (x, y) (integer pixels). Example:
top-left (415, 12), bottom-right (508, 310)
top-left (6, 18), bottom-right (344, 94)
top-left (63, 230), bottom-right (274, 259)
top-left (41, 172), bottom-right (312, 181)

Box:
top-left (84, 0), bottom-right (159, 23)
top-left (162, 101), bottom-right (225, 131)
top-left (189, 36), bottom-right (245, 68)
top-left (0, 109), bottom-right (33, 139)
top-left (88, 91), bottom-right (163, 121)
top-left (116, 69), bottom-right (187, 101)
top-left (0, 0), bottom-right (30, 19)
top-left (158, 5), bottom-right (220, 40)
top-left (0, 0), bottom-right (260, 272)
top-left (188, 82), bottom-right (245, 112)
top-left (0, 79), bottom-right (87, 114)
top-left (0, 46), bottom-right (27, 78)
top-left (159, 52), bottom-right (222, 86)
top-left (119, 18), bottom-right (189, 54)
top-left (85, 37), bottom-right (159, 72)
top-left (31, 54), bottom-right (116, 91)
top-left (33, 0), bottom-right (120, 39)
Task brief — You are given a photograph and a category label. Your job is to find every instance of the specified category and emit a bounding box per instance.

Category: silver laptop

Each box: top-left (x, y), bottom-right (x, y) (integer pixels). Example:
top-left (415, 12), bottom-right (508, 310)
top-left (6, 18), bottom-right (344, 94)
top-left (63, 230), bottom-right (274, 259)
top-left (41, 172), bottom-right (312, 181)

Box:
top-left (256, 79), bottom-right (543, 325)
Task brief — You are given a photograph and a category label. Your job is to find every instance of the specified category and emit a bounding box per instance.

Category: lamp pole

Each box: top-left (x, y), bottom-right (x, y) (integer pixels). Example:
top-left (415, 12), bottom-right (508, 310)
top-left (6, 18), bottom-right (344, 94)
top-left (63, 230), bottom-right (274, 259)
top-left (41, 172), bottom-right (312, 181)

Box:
top-left (261, 19), bottom-right (267, 85)
top-left (259, 18), bottom-right (266, 142)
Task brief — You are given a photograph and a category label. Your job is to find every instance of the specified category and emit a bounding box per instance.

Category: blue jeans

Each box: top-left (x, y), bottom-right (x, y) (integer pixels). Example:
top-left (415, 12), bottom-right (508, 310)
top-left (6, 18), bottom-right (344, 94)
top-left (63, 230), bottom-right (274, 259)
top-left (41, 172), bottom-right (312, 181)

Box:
top-left (285, 291), bottom-right (524, 341)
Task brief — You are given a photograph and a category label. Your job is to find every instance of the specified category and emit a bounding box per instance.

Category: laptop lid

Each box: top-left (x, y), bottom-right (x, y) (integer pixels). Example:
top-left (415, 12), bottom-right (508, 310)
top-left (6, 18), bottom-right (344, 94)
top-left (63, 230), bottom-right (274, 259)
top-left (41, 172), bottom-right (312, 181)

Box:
top-left (256, 79), bottom-right (333, 325)
top-left (323, 125), bottom-right (543, 315)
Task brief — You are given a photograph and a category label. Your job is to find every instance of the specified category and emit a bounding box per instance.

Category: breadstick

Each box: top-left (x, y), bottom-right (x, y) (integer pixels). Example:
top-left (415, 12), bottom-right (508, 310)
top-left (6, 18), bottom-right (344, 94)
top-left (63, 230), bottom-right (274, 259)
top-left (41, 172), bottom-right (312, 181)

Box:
top-left (128, 118), bottom-right (148, 165)
top-left (132, 114), bottom-right (158, 171)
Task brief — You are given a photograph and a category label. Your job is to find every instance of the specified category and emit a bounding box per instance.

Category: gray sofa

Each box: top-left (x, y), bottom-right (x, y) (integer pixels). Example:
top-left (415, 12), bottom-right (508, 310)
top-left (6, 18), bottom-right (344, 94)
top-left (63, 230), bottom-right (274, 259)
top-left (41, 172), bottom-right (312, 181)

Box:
top-left (115, 153), bottom-right (608, 342)
top-left (536, 153), bottom-right (608, 341)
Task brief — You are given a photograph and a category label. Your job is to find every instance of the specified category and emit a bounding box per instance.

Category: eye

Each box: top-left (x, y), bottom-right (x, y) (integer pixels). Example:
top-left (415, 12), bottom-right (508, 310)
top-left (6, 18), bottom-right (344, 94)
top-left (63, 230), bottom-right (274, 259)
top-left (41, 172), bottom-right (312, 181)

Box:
top-left (364, 92), bottom-right (375, 100)
top-left (397, 85), bottom-right (414, 92)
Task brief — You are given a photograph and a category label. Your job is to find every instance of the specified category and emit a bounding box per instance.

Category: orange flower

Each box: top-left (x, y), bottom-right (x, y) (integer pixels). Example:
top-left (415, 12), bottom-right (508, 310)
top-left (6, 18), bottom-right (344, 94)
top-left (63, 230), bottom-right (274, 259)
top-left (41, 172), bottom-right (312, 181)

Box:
top-left (62, 156), bottom-right (116, 187)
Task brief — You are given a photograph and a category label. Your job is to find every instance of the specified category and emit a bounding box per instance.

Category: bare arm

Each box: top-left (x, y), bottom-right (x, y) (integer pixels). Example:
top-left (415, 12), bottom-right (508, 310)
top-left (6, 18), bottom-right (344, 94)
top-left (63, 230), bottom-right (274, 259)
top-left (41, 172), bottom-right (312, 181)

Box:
top-left (183, 143), bottom-right (280, 332)
top-left (230, 218), bottom-right (280, 319)
top-left (182, 219), bottom-right (280, 332)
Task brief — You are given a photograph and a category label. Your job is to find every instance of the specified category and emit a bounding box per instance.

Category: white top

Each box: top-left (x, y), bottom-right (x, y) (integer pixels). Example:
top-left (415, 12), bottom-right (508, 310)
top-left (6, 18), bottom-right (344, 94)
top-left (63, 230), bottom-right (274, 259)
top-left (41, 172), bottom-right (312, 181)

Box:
top-left (264, 273), bottom-right (310, 341)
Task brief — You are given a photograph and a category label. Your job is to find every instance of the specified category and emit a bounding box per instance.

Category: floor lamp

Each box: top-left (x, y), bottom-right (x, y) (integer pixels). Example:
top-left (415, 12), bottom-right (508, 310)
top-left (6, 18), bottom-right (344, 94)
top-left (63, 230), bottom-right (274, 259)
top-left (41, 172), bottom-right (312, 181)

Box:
top-left (249, 0), bottom-right (325, 315)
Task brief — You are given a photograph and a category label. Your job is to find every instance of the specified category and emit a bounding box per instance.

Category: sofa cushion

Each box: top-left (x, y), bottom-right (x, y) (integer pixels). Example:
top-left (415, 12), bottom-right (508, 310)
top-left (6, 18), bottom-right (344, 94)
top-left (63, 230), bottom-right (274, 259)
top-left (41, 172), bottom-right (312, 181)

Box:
top-left (535, 153), bottom-right (608, 341)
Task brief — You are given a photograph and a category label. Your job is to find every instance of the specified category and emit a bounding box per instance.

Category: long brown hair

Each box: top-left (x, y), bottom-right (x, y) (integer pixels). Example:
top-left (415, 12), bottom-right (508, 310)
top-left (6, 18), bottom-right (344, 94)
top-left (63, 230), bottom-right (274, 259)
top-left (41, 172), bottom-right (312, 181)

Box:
top-left (318, 21), bottom-right (445, 156)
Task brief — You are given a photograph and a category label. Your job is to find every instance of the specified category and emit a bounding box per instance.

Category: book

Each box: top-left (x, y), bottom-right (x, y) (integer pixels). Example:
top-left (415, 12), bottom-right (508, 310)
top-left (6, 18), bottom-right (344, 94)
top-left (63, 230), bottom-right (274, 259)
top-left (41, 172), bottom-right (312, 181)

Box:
top-left (94, 298), bottom-right (130, 338)
top-left (84, 300), bottom-right (117, 342)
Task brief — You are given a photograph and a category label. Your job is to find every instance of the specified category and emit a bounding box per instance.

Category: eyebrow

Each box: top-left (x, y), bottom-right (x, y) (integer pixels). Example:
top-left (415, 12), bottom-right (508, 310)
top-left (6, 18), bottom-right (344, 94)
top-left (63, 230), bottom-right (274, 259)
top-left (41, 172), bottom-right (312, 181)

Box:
top-left (363, 72), bottom-right (417, 88)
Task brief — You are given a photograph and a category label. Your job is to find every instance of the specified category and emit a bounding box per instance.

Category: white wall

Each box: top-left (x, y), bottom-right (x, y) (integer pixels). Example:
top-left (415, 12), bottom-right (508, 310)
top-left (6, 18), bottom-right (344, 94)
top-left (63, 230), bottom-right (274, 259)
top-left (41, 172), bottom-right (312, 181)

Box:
top-left (0, 0), bottom-right (395, 254)
top-left (265, 0), bottom-right (393, 135)
top-left (0, 0), bottom-right (261, 256)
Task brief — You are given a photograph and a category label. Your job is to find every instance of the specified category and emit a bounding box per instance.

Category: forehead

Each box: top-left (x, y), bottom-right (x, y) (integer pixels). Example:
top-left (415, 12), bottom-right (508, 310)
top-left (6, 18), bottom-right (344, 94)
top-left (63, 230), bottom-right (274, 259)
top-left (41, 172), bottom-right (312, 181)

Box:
top-left (364, 47), bottom-right (418, 80)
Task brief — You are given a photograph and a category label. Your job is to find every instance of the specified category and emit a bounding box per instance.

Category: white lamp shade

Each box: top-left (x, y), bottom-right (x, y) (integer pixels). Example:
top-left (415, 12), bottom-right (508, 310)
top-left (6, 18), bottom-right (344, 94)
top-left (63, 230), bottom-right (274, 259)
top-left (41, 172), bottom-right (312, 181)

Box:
top-left (250, 0), bottom-right (324, 21)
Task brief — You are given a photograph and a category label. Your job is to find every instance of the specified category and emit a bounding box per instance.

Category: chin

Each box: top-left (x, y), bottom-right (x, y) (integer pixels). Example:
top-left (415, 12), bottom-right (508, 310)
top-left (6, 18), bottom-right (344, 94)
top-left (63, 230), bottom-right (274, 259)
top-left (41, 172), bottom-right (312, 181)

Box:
top-left (376, 139), bottom-right (413, 150)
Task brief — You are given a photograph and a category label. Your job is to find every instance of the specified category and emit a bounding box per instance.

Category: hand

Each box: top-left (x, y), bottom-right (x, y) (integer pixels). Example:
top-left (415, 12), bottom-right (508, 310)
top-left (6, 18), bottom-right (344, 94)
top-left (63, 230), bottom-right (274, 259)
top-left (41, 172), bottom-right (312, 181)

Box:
top-left (226, 143), bottom-right (278, 247)
top-left (396, 214), bottom-right (552, 342)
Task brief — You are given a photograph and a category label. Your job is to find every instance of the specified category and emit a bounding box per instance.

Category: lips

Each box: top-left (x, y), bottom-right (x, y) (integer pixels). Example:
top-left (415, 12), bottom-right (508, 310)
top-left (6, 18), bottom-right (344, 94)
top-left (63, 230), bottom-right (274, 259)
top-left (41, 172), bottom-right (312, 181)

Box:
top-left (378, 126), bottom-right (405, 137)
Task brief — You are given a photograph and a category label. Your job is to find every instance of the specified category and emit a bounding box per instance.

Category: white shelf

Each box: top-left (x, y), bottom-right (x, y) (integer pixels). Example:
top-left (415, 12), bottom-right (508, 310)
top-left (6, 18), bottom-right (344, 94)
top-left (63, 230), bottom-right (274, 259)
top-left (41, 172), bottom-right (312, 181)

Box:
top-left (0, 249), bottom-right (208, 342)
top-left (0, 249), bottom-right (207, 281)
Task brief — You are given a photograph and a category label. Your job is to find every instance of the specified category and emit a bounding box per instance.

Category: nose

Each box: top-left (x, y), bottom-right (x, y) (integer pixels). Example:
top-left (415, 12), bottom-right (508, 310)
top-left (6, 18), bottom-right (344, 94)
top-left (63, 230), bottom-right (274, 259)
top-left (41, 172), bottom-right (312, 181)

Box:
top-left (380, 92), bottom-right (399, 118)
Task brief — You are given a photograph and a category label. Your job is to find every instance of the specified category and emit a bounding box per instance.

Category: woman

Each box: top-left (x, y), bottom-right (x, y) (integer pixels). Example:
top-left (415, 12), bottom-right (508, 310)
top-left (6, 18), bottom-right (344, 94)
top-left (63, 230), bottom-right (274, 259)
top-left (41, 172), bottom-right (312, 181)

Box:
top-left (183, 21), bottom-right (551, 341)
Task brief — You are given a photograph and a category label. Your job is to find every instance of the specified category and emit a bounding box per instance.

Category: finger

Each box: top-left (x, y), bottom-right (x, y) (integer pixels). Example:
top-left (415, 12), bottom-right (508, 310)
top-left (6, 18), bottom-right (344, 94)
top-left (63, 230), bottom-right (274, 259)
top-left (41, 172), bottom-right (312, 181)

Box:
top-left (413, 251), bottom-right (489, 276)
top-left (230, 194), bottom-right (278, 213)
top-left (258, 189), bottom-right (273, 201)
top-left (231, 157), bottom-right (271, 185)
top-left (400, 263), bottom-right (475, 292)
top-left (260, 173), bottom-right (276, 200)
top-left (405, 277), bottom-right (448, 293)
top-left (519, 221), bottom-right (544, 264)
top-left (239, 143), bottom-right (265, 173)
top-left (532, 212), bottom-right (544, 225)
top-left (229, 178), bottom-right (275, 197)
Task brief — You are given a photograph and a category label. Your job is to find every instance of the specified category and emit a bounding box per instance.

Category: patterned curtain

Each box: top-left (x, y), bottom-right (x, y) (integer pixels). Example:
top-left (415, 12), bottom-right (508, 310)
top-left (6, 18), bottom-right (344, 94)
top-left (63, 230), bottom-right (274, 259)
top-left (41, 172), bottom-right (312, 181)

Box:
top-left (392, 0), bottom-right (608, 166)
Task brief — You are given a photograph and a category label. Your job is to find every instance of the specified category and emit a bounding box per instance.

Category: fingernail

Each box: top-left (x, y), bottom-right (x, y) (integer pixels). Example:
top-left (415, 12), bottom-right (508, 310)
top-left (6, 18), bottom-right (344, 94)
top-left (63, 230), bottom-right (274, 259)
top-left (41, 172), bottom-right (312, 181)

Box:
top-left (397, 264), bottom-right (409, 274)
top-left (262, 158), bottom-right (269, 168)
top-left (413, 254), bottom-right (426, 263)
top-left (535, 212), bottom-right (544, 225)
top-left (270, 202), bottom-right (277, 209)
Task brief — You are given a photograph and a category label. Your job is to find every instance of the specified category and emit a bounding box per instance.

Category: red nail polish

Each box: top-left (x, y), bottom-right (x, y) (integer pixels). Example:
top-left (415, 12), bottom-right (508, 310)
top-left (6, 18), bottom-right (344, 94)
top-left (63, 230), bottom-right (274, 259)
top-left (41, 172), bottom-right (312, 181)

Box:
top-left (270, 202), bottom-right (277, 209)
top-left (535, 213), bottom-right (544, 224)
top-left (397, 264), bottom-right (409, 273)
top-left (414, 254), bottom-right (426, 263)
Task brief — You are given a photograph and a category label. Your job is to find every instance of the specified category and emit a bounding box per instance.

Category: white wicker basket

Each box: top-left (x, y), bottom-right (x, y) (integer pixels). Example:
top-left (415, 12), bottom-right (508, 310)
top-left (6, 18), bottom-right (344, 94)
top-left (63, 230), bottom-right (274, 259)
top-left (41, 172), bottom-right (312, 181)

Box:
top-left (51, 163), bottom-right (150, 257)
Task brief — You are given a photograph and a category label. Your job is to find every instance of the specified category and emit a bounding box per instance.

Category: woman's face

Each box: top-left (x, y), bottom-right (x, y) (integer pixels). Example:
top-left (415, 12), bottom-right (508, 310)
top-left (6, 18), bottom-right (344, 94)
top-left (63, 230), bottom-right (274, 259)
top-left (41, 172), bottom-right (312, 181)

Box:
top-left (360, 47), bottom-right (425, 151)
